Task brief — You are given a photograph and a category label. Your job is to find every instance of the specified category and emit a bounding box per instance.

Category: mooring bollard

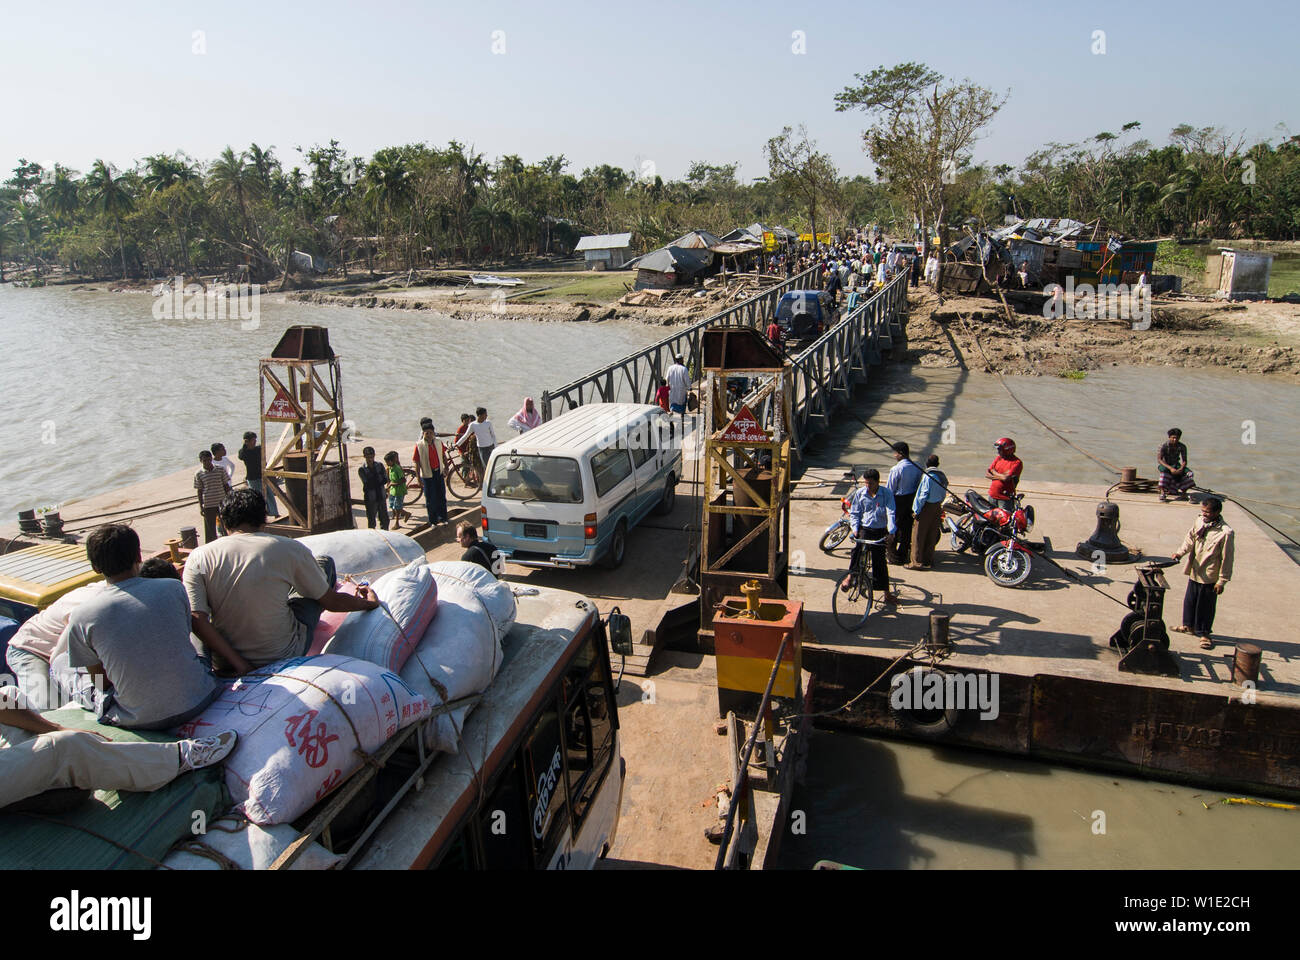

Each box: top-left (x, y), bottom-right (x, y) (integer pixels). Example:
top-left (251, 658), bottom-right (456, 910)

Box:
top-left (1229, 643), bottom-right (1262, 685)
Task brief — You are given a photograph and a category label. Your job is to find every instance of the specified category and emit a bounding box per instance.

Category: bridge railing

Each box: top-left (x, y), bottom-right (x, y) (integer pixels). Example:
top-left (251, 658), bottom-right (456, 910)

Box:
top-left (742, 272), bottom-right (911, 453)
top-left (540, 264), bottom-right (822, 421)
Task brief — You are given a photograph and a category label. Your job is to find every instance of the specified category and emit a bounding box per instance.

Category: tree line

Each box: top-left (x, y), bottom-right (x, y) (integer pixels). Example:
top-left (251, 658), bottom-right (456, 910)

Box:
top-left (2, 66), bottom-right (1296, 282)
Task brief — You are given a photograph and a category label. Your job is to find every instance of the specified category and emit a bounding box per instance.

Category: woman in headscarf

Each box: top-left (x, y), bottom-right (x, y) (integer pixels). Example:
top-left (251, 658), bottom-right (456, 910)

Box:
top-left (508, 397), bottom-right (542, 434)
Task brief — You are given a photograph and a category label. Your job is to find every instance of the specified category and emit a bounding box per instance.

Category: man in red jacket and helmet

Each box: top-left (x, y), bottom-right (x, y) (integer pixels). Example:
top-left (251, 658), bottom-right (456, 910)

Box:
top-left (986, 438), bottom-right (1023, 513)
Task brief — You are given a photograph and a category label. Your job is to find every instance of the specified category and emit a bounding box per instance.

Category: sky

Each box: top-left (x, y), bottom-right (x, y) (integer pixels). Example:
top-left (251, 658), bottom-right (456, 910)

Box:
top-left (1, 0), bottom-right (1296, 185)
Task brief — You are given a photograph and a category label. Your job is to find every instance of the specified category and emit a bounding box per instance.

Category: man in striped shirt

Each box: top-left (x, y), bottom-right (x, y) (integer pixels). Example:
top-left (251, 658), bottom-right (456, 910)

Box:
top-left (194, 450), bottom-right (230, 544)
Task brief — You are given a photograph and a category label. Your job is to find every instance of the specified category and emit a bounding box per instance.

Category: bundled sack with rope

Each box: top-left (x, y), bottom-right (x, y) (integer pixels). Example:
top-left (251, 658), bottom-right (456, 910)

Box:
top-left (324, 560), bottom-right (438, 673)
top-left (162, 814), bottom-right (342, 870)
top-left (308, 581), bottom-right (359, 656)
top-left (174, 654), bottom-right (431, 825)
top-left (400, 573), bottom-right (506, 755)
top-left (425, 560), bottom-right (516, 645)
top-left (298, 529), bottom-right (425, 583)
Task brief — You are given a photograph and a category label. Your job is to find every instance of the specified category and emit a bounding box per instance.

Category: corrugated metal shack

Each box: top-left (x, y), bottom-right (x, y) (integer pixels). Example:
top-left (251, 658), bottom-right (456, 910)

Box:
top-left (625, 245), bottom-right (716, 290)
top-left (575, 232), bottom-right (633, 270)
top-left (947, 218), bottom-right (1157, 292)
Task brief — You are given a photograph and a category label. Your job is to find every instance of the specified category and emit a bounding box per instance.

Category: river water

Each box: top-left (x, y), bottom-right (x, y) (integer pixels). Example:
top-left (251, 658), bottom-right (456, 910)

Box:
top-left (780, 361), bottom-right (1300, 869)
top-left (0, 285), bottom-right (665, 517)
top-left (6, 283), bottom-right (1299, 868)
top-left (807, 362), bottom-right (1300, 560)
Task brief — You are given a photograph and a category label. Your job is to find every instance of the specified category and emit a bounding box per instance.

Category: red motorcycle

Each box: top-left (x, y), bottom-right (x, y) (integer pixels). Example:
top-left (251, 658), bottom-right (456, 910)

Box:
top-left (943, 489), bottom-right (1043, 588)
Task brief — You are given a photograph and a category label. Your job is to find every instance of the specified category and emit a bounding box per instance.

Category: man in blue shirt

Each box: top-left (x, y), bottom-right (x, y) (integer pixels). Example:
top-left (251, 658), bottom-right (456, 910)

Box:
top-left (844, 468), bottom-right (899, 604)
top-left (907, 454), bottom-right (949, 570)
top-left (886, 442), bottom-right (923, 565)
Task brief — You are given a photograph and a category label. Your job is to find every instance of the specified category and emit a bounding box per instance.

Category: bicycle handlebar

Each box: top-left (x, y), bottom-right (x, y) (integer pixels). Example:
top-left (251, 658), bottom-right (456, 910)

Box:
top-left (851, 536), bottom-right (890, 546)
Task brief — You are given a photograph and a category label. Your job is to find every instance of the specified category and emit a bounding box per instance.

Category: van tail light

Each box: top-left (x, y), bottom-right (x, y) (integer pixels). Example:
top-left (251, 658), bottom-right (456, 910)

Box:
top-left (480, 506), bottom-right (488, 531)
top-left (584, 513), bottom-right (597, 541)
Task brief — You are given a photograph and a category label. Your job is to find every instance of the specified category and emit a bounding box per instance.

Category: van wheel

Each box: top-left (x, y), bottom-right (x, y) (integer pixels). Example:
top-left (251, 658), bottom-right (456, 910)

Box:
top-left (603, 521), bottom-right (627, 570)
top-left (653, 475), bottom-right (676, 515)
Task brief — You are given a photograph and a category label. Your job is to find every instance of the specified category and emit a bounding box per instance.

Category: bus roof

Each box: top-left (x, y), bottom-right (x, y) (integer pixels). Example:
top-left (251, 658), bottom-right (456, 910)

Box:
top-left (352, 584), bottom-right (598, 869)
top-left (0, 543), bottom-right (102, 608)
top-left (494, 403), bottom-right (665, 459)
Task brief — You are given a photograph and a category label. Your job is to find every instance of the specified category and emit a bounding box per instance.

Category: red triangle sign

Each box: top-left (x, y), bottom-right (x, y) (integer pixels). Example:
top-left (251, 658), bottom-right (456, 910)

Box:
top-left (719, 404), bottom-right (769, 443)
top-left (265, 386), bottom-right (300, 421)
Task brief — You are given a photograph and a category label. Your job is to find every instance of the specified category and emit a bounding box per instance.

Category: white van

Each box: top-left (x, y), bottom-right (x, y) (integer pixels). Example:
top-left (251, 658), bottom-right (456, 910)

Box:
top-left (480, 403), bottom-right (682, 569)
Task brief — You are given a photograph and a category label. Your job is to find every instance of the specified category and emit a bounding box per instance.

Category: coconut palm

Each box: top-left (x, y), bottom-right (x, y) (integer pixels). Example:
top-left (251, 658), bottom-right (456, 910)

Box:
top-left (84, 159), bottom-right (135, 278)
top-left (39, 165), bottom-right (81, 227)
top-left (141, 153), bottom-right (197, 195)
top-left (207, 147), bottom-right (261, 243)
top-left (363, 149), bottom-right (414, 268)
top-left (247, 143), bottom-right (278, 192)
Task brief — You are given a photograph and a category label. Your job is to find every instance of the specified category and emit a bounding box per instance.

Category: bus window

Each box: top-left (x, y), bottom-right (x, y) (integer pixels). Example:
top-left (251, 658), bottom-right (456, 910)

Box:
top-left (478, 757), bottom-right (533, 869)
top-left (563, 638), bottom-right (617, 830)
top-left (524, 702), bottom-right (570, 863)
top-left (434, 827), bottom-right (474, 871)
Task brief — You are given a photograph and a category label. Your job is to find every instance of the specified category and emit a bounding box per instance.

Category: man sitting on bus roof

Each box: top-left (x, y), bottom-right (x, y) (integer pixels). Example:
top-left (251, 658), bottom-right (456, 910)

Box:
top-left (58, 524), bottom-right (219, 731)
top-left (183, 489), bottom-right (380, 675)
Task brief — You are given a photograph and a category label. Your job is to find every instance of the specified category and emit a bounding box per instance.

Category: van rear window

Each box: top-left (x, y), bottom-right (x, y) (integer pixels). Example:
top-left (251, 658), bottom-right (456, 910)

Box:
top-left (488, 456), bottom-right (583, 503)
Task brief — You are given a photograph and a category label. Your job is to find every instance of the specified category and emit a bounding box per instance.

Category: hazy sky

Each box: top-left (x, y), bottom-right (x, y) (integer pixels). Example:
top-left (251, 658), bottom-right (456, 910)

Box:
top-left (2, 0), bottom-right (1295, 183)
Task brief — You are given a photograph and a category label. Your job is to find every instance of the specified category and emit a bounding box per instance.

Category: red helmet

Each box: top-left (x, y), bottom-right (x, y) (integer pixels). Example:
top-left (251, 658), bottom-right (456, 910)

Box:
top-left (994, 437), bottom-right (1016, 456)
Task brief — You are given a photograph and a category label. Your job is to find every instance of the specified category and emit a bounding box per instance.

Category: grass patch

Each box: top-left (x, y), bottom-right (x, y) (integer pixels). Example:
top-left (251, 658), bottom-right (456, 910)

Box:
top-left (514, 272), bottom-right (632, 303)
top-left (1060, 369), bottom-right (1088, 381)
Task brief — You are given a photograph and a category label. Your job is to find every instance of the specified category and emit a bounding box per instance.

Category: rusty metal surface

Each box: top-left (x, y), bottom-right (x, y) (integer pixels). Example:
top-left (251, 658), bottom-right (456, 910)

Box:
top-left (804, 645), bottom-right (1300, 800)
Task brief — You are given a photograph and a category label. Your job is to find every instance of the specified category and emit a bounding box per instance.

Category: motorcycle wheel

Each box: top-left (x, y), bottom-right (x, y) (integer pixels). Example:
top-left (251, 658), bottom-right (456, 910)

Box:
top-left (820, 522), bottom-right (850, 554)
top-left (984, 545), bottom-right (1032, 588)
top-left (946, 518), bottom-right (969, 554)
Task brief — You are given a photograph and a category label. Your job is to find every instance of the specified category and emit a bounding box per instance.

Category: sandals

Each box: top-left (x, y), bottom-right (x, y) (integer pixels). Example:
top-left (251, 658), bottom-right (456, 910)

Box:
top-left (1199, 637), bottom-right (1214, 650)
top-left (1172, 625), bottom-right (1192, 634)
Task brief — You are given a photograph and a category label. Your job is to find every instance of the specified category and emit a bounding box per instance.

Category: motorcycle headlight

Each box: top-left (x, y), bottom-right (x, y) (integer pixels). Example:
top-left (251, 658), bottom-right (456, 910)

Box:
top-left (1023, 505), bottom-right (1035, 532)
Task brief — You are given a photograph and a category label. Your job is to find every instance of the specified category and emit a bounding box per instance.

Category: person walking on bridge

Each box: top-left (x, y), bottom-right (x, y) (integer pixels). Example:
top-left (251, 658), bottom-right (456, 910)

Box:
top-left (666, 355), bottom-right (691, 417)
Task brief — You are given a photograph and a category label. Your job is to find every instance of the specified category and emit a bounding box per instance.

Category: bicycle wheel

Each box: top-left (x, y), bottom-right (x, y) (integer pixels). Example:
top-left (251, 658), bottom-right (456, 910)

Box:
top-left (819, 522), bottom-right (850, 554)
top-left (445, 460), bottom-right (477, 500)
top-left (405, 470), bottom-right (424, 504)
top-left (831, 567), bottom-right (874, 632)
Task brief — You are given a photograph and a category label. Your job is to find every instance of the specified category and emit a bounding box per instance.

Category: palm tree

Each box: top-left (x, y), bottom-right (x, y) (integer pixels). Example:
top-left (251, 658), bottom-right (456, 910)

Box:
top-left (40, 165), bottom-right (81, 227)
top-left (85, 159), bottom-right (135, 278)
top-left (363, 150), bottom-right (414, 268)
top-left (247, 143), bottom-right (278, 192)
top-left (208, 147), bottom-right (260, 244)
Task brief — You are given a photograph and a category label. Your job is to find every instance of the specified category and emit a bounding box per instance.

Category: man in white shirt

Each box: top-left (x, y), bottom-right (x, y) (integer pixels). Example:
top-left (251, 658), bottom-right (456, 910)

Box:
top-left (210, 443), bottom-right (236, 483)
top-left (457, 406), bottom-right (498, 477)
top-left (210, 442), bottom-right (237, 535)
top-left (666, 355), bottom-right (691, 415)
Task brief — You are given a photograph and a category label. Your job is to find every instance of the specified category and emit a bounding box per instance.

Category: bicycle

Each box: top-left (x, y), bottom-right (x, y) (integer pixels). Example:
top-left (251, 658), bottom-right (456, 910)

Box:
top-left (831, 534), bottom-right (892, 631)
top-left (441, 440), bottom-right (483, 500)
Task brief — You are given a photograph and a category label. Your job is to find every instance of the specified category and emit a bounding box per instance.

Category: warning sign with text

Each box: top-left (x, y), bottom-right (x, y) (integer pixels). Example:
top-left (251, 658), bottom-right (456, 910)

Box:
top-left (265, 386), bottom-right (300, 421)
top-left (719, 405), bottom-right (769, 444)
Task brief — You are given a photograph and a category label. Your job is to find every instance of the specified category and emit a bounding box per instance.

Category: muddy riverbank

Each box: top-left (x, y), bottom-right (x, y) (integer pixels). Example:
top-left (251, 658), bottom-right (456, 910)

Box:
top-left (906, 288), bottom-right (1300, 378)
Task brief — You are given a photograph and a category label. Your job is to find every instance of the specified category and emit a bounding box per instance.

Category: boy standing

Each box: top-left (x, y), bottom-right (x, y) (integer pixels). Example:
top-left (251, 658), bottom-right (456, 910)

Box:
top-left (414, 423), bottom-right (449, 525)
top-left (384, 451), bottom-right (409, 530)
top-left (358, 446), bottom-right (390, 530)
top-left (238, 431), bottom-right (278, 517)
top-left (457, 407), bottom-right (498, 480)
top-left (194, 450), bottom-right (230, 544)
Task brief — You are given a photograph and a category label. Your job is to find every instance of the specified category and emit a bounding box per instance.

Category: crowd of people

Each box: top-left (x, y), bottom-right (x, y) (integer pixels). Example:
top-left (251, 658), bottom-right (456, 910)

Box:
top-left (840, 427), bottom-right (1235, 649)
